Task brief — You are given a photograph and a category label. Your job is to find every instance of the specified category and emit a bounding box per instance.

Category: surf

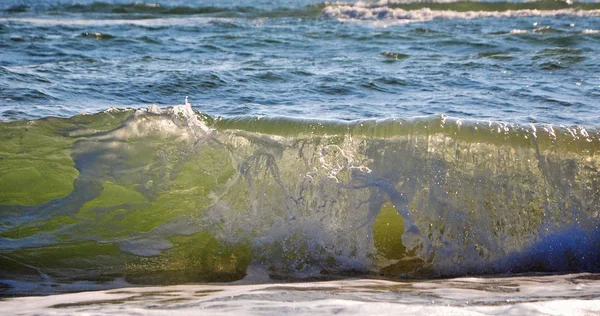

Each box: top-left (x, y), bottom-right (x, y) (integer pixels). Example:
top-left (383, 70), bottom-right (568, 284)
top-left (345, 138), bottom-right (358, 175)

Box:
top-left (1, 102), bottom-right (599, 295)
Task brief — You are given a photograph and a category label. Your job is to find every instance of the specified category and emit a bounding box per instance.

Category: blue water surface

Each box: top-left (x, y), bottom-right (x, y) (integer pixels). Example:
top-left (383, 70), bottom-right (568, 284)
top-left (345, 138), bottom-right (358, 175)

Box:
top-left (1, 0), bottom-right (599, 126)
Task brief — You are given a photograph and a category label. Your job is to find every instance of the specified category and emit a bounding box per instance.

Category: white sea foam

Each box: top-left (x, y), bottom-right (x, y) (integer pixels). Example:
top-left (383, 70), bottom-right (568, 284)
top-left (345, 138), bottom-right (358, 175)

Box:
top-left (123, 98), bottom-right (211, 140)
top-left (322, 7), bottom-right (600, 23)
top-left (510, 29), bottom-right (529, 34)
top-left (0, 17), bottom-right (226, 26)
top-left (2, 273), bottom-right (599, 315)
top-left (328, 0), bottom-right (475, 7)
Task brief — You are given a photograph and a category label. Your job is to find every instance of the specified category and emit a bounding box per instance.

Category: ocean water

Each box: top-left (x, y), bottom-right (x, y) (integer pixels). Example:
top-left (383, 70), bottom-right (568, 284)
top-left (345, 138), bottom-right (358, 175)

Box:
top-left (1, 0), bottom-right (600, 314)
top-left (2, 272), bottom-right (600, 315)
top-left (2, 0), bottom-right (600, 124)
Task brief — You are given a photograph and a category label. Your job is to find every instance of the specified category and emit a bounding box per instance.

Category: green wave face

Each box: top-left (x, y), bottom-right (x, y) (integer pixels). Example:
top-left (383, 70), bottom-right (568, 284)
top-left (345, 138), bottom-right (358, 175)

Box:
top-left (1, 106), bottom-right (600, 293)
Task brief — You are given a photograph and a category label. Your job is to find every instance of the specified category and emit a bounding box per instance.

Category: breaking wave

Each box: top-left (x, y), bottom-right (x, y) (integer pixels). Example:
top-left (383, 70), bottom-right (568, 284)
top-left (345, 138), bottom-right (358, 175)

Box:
top-left (1, 103), bottom-right (599, 295)
top-left (322, 0), bottom-right (600, 22)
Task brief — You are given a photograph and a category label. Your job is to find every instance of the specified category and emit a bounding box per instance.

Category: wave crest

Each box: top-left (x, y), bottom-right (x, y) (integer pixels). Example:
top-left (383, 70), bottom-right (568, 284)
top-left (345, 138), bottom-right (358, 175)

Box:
top-left (1, 105), bottom-right (599, 292)
top-left (322, 0), bottom-right (600, 22)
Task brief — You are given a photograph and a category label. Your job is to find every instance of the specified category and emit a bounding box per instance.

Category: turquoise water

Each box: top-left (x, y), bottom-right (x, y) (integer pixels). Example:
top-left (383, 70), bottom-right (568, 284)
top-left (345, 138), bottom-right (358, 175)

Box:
top-left (1, 0), bottom-right (600, 296)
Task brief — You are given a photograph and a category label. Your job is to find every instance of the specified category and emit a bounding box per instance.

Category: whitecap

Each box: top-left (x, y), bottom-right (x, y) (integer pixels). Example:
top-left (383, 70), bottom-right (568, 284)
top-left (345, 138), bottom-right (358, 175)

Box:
top-left (322, 7), bottom-right (600, 23)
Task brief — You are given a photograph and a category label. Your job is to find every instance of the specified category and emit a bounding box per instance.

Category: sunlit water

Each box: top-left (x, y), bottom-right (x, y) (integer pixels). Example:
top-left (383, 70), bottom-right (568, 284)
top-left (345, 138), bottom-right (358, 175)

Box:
top-left (1, 0), bottom-right (600, 314)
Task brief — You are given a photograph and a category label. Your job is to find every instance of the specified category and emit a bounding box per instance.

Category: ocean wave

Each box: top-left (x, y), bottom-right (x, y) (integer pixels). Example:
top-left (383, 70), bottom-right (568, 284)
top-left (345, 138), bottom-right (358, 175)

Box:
top-left (3, 0), bottom-right (600, 21)
top-left (0, 104), bottom-right (599, 291)
top-left (3, 3), bottom-right (245, 15)
top-left (322, 7), bottom-right (600, 23)
top-left (1, 2), bottom-right (326, 18)
top-left (320, 0), bottom-right (600, 23)
top-left (0, 16), bottom-right (228, 26)
top-left (327, 0), bottom-right (600, 10)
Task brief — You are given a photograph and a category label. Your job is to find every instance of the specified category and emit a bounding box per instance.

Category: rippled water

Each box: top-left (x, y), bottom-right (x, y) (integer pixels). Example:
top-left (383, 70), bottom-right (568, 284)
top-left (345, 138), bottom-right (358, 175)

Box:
top-left (1, 0), bottom-right (600, 126)
top-left (2, 1), bottom-right (600, 311)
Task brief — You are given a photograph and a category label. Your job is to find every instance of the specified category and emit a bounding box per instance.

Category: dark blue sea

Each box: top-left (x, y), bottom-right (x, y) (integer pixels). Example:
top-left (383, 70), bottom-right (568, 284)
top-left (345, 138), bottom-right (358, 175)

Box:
top-left (1, 0), bottom-right (599, 125)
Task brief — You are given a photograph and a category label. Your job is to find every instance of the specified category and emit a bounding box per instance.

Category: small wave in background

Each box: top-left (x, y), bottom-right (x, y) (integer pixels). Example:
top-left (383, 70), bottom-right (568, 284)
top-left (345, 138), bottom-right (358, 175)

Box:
top-left (323, 0), bottom-right (600, 22)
